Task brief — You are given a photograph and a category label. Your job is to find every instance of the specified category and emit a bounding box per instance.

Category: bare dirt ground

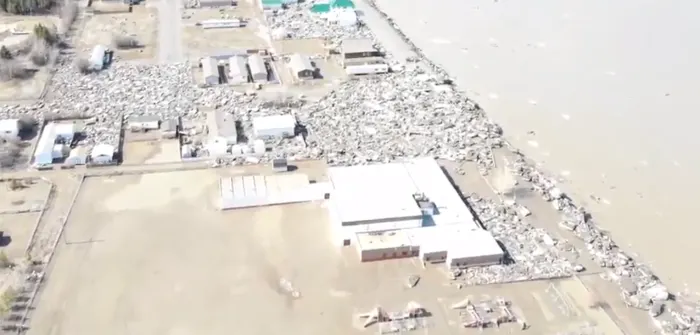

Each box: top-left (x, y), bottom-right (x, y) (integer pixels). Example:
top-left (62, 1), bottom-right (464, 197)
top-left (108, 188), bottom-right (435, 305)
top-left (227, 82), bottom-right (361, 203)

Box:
top-left (0, 213), bottom-right (37, 261)
top-left (181, 2), bottom-right (269, 60)
top-left (79, 2), bottom-right (158, 61)
top-left (0, 179), bottom-right (50, 214)
top-left (122, 140), bottom-right (181, 165)
top-left (272, 39), bottom-right (327, 55)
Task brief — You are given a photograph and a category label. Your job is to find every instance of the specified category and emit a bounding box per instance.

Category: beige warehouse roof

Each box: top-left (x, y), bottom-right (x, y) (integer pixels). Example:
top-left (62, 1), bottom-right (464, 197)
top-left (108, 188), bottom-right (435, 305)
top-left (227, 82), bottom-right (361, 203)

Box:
top-left (201, 57), bottom-right (220, 79)
top-left (289, 54), bottom-right (313, 73)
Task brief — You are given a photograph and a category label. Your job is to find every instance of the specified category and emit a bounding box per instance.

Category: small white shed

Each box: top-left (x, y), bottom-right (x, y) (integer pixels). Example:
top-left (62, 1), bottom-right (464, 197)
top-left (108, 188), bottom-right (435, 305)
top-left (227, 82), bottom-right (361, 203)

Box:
top-left (207, 137), bottom-right (229, 156)
top-left (288, 54), bottom-right (314, 80)
top-left (201, 57), bottom-right (220, 85)
top-left (200, 19), bottom-right (243, 29)
top-left (128, 115), bottom-right (161, 132)
top-left (0, 119), bottom-right (19, 140)
top-left (91, 144), bottom-right (114, 164)
top-left (345, 62), bottom-right (389, 75)
top-left (247, 54), bottom-right (267, 82)
top-left (253, 115), bottom-right (296, 139)
top-left (228, 55), bottom-right (249, 84)
top-left (66, 147), bottom-right (88, 165)
top-left (90, 45), bottom-right (107, 71)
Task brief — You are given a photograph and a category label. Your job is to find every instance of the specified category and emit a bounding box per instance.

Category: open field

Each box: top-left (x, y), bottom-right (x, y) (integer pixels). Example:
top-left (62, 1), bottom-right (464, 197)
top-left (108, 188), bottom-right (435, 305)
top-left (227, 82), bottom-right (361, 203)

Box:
top-left (22, 162), bottom-right (628, 335)
top-left (122, 139), bottom-right (181, 165)
top-left (79, 3), bottom-right (158, 61)
top-left (181, 4), bottom-right (268, 60)
top-left (273, 39), bottom-right (327, 55)
top-left (0, 213), bottom-right (38, 260)
top-left (0, 178), bottom-right (50, 214)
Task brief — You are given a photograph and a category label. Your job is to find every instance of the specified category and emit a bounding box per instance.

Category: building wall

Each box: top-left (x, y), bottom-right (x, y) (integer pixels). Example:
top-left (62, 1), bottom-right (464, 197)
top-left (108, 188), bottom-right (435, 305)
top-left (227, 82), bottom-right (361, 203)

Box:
top-left (448, 254), bottom-right (502, 269)
top-left (332, 218), bottom-right (423, 246)
top-left (344, 51), bottom-right (381, 59)
top-left (254, 125), bottom-right (295, 139)
top-left (421, 250), bottom-right (447, 264)
top-left (357, 245), bottom-right (418, 262)
top-left (345, 63), bottom-right (389, 75)
top-left (296, 69), bottom-right (314, 79)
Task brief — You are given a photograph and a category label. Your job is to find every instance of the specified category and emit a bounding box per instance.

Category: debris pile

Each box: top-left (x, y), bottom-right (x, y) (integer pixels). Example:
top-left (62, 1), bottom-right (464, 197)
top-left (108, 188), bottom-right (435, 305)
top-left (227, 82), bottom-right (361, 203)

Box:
top-left (357, 301), bottom-right (429, 333)
top-left (266, 4), bottom-right (372, 41)
top-left (451, 296), bottom-right (527, 330)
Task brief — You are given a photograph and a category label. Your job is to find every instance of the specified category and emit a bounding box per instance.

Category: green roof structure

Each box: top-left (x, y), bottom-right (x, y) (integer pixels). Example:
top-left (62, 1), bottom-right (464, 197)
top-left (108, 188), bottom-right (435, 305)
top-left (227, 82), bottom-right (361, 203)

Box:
top-left (310, 0), bottom-right (354, 13)
top-left (311, 3), bottom-right (330, 12)
top-left (261, 0), bottom-right (283, 8)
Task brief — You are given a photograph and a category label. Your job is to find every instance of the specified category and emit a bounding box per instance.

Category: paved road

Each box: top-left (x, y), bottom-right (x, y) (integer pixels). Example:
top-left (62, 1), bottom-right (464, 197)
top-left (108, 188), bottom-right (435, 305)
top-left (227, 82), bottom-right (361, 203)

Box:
top-left (157, 0), bottom-right (185, 63)
top-left (373, 0), bottom-right (700, 291)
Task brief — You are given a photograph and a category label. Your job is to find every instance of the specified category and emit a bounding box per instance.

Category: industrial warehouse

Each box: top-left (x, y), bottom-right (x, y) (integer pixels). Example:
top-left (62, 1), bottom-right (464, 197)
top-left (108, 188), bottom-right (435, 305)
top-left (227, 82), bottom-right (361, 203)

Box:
top-left (216, 157), bottom-right (504, 268)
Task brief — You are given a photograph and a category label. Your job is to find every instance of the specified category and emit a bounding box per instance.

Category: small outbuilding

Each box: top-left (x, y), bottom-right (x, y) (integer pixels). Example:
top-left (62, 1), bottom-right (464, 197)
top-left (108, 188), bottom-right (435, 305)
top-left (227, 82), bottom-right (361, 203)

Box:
top-left (228, 55), bottom-right (249, 84)
top-left (345, 62), bottom-right (389, 75)
top-left (247, 54), bottom-right (267, 82)
top-left (207, 137), bottom-right (229, 156)
top-left (200, 19), bottom-right (243, 29)
top-left (0, 119), bottom-right (19, 140)
top-left (161, 118), bottom-right (179, 139)
top-left (288, 54), bottom-right (314, 80)
top-left (128, 115), bottom-right (161, 132)
top-left (199, 0), bottom-right (235, 7)
top-left (207, 110), bottom-right (237, 144)
top-left (252, 114), bottom-right (296, 139)
top-left (272, 158), bottom-right (288, 172)
top-left (65, 146), bottom-right (88, 166)
top-left (90, 144), bottom-right (114, 164)
top-left (201, 57), bottom-right (220, 85)
top-left (34, 123), bottom-right (58, 166)
top-left (90, 45), bottom-right (108, 71)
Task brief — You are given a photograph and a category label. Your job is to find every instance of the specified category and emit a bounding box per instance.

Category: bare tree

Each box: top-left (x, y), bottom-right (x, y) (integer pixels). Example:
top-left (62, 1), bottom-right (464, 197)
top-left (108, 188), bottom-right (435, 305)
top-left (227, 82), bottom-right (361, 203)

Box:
top-left (0, 140), bottom-right (21, 168)
top-left (0, 46), bottom-right (12, 60)
top-left (17, 115), bottom-right (37, 133)
top-left (0, 251), bottom-right (11, 269)
top-left (112, 34), bottom-right (140, 49)
top-left (0, 59), bottom-right (29, 81)
top-left (59, 0), bottom-right (79, 34)
top-left (30, 39), bottom-right (50, 66)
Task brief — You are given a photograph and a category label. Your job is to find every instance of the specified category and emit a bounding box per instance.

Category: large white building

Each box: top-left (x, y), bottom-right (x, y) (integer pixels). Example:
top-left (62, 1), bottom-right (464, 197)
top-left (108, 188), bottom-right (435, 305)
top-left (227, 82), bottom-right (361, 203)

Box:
top-left (327, 157), bottom-right (504, 268)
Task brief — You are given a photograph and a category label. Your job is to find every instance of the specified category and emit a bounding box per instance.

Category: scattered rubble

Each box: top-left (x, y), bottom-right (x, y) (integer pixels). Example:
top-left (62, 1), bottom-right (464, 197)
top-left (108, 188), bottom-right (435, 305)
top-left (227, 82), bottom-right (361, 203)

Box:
top-left (0, 0), bottom-right (694, 332)
top-left (266, 3), bottom-right (372, 41)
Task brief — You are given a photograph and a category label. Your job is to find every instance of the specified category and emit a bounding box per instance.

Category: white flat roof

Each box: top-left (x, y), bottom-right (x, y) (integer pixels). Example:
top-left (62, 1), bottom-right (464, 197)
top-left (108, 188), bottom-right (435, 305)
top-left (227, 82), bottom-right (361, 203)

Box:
top-left (447, 228), bottom-right (503, 261)
top-left (403, 157), bottom-right (476, 227)
top-left (34, 123), bottom-right (57, 159)
top-left (252, 114), bottom-right (296, 131)
top-left (329, 164), bottom-right (423, 224)
top-left (328, 158), bottom-right (478, 228)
